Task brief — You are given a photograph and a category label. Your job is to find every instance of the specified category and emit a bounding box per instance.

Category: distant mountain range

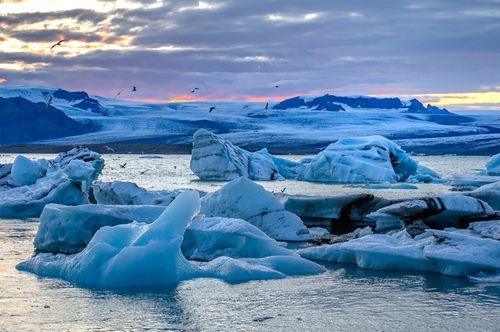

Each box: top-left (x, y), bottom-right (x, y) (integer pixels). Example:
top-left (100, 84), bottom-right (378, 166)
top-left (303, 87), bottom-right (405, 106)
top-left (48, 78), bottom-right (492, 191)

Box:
top-left (0, 86), bottom-right (498, 154)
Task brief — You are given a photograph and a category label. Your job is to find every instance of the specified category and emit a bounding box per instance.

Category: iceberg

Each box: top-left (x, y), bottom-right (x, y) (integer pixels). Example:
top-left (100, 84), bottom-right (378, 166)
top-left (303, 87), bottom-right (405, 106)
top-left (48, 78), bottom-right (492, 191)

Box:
top-left (200, 177), bottom-right (311, 241)
top-left (486, 153), bottom-right (500, 176)
top-left (298, 223), bottom-right (500, 278)
top-left (300, 136), bottom-right (441, 183)
top-left (467, 180), bottom-right (500, 210)
top-left (182, 216), bottom-right (292, 261)
top-left (190, 130), bottom-right (441, 184)
top-left (18, 191), bottom-right (324, 288)
top-left (190, 129), bottom-right (294, 180)
top-left (368, 194), bottom-right (495, 232)
top-left (92, 181), bottom-right (189, 206)
top-left (0, 148), bottom-right (104, 218)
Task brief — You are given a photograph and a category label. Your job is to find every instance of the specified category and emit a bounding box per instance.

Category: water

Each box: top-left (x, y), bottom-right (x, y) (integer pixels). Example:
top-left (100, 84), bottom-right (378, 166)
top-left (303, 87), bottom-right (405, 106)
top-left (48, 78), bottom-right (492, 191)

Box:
top-left (0, 154), bottom-right (499, 331)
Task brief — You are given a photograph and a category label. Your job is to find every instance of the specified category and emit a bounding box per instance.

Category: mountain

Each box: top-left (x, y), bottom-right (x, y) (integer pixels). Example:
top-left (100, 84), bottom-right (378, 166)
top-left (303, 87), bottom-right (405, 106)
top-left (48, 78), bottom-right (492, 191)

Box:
top-left (53, 89), bottom-right (105, 114)
top-left (0, 97), bottom-right (95, 144)
top-left (0, 86), bottom-right (498, 154)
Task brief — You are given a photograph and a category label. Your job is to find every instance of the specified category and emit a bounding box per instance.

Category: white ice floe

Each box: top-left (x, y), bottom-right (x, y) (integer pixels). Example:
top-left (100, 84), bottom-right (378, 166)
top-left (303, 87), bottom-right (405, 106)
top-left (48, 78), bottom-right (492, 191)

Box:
top-left (486, 153), bottom-right (500, 176)
top-left (369, 194), bottom-right (495, 232)
top-left (200, 177), bottom-right (311, 241)
top-left (190, 130), bottom-right (441, 184)
top-left (92, 181), bottom-right (186, 206)
top-left (18, 191), bottom-right (324, 288)
top-left (298, 222), bottom-right (500, 278)
top-left (0, 148), bottom-right (104, 218)
top-left (450, 174), bottom-right (500, 190)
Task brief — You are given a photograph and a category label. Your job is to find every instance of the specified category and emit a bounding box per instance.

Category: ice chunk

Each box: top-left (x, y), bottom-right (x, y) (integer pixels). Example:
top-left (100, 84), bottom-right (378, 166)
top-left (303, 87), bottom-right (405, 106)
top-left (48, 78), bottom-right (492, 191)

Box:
top-left (467, 180), bottom-right (500, 210)
top-left (35, 204), bottom-right (166, 254)
top-left (18, 191), bottom-right (324, 288)
top-left (486, 153), bottom-right (500, 176)
top-left (201, 177), bottom-right (310, 241)
top-left (298, 225), bottom-right (500, 277)
top-left (190, 129), bottom-right (292, 180)
top-left (368, 195), bottom-right (495, 232)
top-left (300, 136), bottom-right (441, 183)
top-left (182, 216), bottom-right (292, 261)
top-left (0, 148), bottom-right (104, 218)
top-left (8, 155), bottom-right (46, 187)
top-left (190, 131), bottom-right (441, 184)
top-left (92, 181), bottom-right (185, 206)
top-left (450, 174), bottom-right (500, 191)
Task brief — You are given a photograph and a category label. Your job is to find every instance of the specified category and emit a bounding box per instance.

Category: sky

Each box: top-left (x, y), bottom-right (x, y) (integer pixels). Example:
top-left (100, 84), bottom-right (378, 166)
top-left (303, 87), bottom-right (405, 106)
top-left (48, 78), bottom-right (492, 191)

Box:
top-left (0, 0), bottom-right (499, 109)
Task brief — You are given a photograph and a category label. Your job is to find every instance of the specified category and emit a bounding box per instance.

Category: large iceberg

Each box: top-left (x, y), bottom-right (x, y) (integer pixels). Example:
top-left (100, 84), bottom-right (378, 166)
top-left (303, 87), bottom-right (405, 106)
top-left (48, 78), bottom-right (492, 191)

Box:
top-left (486, 153), bottom-right (500, 176)
top-left (368, 194), bottom-right (495, 232)
top-left (467, 181), bottom-right (500, 210)
top-left (190, 130), bottom-right (441, 183)
top-left (18, 191), bottom-right (325, 288)
top-left (190, 129), bottom-right (294, 180)
top-left (200, 177), bottom-right (311, 241)
top-left (300, 136), bottom-right (441, 183)
top-left (0, 148), bottom-right (104, 218)
top-left (298, 222), bottom-right (500, 278)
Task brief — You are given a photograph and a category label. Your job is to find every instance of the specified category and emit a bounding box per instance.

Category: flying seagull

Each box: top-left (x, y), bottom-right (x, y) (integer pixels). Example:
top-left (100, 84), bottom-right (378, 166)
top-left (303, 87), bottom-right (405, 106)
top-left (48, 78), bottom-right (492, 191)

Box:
top-left (242, 105), bottom-right (249, 109)
top-left (209, 106), bottom-right (216, 113)
top-left (191, 87), bottom-right (199, 93)
top-left (274, 85), bottom-right (279, 88)
top-left (104, 145), bottom-right (115, 153)
top-left (132, 86), bottom-right (137, 92)
top-left (119, 162), bottom-right (127, 168)
top-left (44, 95), bottom-right (53, 111)
top-left (281, 187), bottom-right (286, 193)
top-left (115, 90), bottom-right (123, 98)
top-left (50, 39), bottom-right (66, 52)
top-left (265, 102), bottom-right (269, 109)
top-left (139, 169), bottom-right (150, 175)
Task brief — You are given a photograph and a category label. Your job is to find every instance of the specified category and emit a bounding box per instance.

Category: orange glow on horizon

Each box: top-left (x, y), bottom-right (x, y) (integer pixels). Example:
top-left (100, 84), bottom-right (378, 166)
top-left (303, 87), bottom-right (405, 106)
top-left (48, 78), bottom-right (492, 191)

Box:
top-left (0, 78), bottom-right (6, 83)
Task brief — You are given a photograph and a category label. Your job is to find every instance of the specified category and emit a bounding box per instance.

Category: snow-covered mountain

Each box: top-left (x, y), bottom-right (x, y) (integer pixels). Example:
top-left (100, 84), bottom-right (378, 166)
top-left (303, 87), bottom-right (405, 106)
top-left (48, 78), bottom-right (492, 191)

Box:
top-left (0, 85), bottom-right (498, 154)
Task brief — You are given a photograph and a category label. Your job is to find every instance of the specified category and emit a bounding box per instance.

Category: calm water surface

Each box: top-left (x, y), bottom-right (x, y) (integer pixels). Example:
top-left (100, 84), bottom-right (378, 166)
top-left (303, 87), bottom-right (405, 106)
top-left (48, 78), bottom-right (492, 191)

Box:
top-left (0, 154), bottom-right (498, 331)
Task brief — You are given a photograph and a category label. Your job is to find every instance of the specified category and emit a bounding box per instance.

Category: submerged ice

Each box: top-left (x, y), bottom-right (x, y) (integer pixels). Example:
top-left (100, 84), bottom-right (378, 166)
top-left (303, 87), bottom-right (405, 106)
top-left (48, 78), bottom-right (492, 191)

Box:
top-left (18, 191), bottom-right (325, 287)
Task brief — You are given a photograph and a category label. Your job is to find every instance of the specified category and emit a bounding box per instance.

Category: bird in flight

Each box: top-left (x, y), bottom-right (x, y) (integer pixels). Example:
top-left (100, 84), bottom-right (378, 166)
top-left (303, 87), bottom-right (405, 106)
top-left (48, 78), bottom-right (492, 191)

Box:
top-left (115, 90), bottom-right (123, 98)
top-left (242, 105), bottom-right (249, 109)
top-left (281, 187), bottom-right (286, 193)
top-left (104, 145), bottom-right (115, 153)
top-left (132, 86), bottom-right (137, 92)
top-left (119, 162), bottom-right (127, 168)
top-left (44, 95), bottom-right (53, 111)
top-left (191, 87), bottom-right (199, 93)
top-left (50, 39), bottom-right (66, 52)
top-left (275, 85), bottom-right (279, 88)
top-left (139, 169), bottom-right (150, 175)
top-left (209, 106), bottom-right (216, 113)
top-left (265, 102), bottom-right (269, 109)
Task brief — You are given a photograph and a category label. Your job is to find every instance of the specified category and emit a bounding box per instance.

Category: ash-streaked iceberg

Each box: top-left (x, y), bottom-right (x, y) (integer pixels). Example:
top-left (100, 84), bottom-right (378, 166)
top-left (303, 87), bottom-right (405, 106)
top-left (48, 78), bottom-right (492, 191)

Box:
top-left (190, 130), bottom-right (441, 184)
top-left (368, 194), bottom-right (495, 232)
top-left (0, 148), bottom-right (104, 218)
top-left (18, 191), bottom-right (325, 288)
top-left (298, 222), bottom-right (500, 278)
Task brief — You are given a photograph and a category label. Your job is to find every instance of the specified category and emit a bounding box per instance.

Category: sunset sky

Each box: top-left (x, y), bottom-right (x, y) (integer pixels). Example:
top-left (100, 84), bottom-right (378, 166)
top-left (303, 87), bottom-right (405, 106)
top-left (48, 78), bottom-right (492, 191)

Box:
top-left (0, 0), bottom-right (499, 109)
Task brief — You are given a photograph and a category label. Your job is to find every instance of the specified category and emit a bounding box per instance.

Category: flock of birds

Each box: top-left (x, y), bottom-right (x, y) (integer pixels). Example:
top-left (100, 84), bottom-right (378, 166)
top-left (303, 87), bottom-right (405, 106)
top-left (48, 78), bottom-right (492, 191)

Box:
top-left (46, 38), bottom-right (281, 113)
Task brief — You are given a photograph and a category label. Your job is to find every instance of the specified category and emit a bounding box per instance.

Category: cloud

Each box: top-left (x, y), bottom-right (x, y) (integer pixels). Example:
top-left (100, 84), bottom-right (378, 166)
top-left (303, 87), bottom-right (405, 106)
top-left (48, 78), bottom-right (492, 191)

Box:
top-left (0, 0), bottom-right (498, 109)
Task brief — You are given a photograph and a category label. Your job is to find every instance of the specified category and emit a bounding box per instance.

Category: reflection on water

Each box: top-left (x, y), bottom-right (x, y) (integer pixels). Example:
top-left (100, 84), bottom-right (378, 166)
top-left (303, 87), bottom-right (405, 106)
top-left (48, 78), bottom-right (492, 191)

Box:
top-left (0, 154), bottom-right (499, 330)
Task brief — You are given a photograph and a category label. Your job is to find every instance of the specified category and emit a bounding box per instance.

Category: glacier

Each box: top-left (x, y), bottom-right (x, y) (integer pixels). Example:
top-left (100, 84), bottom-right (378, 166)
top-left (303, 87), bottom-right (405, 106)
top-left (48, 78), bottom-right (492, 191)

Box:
top-left (191, 130), bottom-right (442, 184)
top-left (18, 191), bottom-right (325, 288)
